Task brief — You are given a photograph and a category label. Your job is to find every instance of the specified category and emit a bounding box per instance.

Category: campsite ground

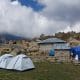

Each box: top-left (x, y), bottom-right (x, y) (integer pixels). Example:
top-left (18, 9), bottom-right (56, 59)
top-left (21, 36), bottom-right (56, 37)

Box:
top-left (0, 62), bottom-right (80, 80)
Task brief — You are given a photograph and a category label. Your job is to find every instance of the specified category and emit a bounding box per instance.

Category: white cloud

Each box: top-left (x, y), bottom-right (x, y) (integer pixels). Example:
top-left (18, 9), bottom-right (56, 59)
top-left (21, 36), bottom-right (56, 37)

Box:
top-left (0, 0), bottom-right (79, 38)
top-left (38, 0), bottom-right (80, 33)
top-left (0, 0), bottom-right (47, 37)
top-left (63, 23), bottom-right (80, 33)
top-left (11, 0), bottom-right (19, 5)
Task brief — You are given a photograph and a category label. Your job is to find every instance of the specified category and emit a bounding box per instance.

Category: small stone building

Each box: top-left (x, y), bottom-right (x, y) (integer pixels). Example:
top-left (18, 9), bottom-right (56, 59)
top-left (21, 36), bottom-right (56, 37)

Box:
top-left (38, 38), bottom-right (68, 51)
top-left (38, 38), bottom-right (70, 62)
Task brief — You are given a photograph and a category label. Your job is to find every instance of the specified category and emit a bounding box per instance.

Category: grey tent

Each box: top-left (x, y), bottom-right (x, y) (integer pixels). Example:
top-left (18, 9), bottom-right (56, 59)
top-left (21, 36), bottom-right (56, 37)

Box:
top-left (7, 54), bottom-right (35, 71)
top-left (0, 54), bottom-right (13, 69)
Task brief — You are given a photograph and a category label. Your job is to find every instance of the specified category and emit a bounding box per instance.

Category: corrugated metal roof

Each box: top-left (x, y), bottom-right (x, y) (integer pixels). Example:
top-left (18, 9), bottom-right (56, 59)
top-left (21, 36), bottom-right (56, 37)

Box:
top-left (53, 43), bottom-right (70, 50)
top-left (38, 38), bottom-right (66, 44)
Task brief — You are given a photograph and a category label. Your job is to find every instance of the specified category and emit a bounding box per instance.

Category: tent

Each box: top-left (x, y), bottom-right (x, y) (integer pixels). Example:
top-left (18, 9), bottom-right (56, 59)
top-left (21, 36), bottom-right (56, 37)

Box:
top-left (7, 54), bottom-right (35, 71)
top-left (0, 54), bottom-right (13, 68)
top-left (70, 46), bottom-right (80, 60)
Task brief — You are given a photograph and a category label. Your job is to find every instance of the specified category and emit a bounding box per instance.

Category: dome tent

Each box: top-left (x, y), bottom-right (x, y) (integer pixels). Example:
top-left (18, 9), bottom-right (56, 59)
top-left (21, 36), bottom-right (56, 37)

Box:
top-left (7, 54), bottom-right (35, 71)
top-left (0, 54), bottom-right (13, 69)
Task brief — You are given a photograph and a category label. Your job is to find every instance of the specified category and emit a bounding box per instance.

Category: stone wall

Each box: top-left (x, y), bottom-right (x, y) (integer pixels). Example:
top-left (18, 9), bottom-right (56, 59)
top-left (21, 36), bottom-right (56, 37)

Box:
top-left (54, 50), bottom-right (70, 62)
top-left (39, 44), bottom-right (53, 51)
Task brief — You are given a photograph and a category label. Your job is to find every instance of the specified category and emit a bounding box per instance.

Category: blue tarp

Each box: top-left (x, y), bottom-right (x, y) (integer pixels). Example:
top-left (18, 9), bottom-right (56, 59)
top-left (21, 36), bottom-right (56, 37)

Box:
top-left (70, 46), bottom-right (80, 58)
top-left (49, 49), bottom-right (55, 56)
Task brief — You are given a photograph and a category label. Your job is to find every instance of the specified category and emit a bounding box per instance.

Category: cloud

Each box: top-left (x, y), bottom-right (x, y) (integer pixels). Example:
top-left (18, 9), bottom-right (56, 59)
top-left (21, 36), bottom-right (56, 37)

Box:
top-left (38, 0), bottom-right (80, 33)
top-left (63, 23), bottom-right (80, 33)
top-left (39, 0), bottom-right (80, 23)
top-left (0, 0), bottom-right (80, 38)
top-left (0, 0), bottom-right (48, 37)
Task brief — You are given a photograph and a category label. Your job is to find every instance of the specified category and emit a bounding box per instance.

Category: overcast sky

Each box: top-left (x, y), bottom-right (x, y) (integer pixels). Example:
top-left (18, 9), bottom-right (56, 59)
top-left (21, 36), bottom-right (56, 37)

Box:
top-left (0, 0), bottom-right (80, 38)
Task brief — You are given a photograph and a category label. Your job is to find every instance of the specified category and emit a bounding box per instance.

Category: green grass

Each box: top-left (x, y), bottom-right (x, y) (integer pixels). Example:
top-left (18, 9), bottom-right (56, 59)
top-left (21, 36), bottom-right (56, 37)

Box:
top-left (0, 62), bottom-right (80, 80)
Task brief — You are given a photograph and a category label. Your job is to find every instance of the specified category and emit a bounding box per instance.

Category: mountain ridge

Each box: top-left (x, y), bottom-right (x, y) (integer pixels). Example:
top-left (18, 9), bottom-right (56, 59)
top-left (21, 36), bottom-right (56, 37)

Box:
top-left (0, 33), bottom-right (28, 42)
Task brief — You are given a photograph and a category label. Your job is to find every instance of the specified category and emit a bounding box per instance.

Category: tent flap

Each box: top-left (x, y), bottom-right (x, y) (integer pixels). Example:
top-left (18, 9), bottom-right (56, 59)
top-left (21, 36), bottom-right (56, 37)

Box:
top-left (70, 46), bottom-right (80, 59)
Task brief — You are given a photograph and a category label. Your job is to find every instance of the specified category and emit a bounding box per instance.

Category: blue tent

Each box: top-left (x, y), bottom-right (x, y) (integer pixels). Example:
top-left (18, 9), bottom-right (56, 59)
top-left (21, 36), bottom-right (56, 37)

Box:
top-left (49, 49), bottom-right (55, 56)
top-left (70, 46), bottom-right (80, 59)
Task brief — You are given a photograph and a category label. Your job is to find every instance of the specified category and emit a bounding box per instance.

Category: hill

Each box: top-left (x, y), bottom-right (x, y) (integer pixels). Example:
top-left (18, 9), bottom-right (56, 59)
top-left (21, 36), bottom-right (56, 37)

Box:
top-left (0, 33), bottom-right (28, 43)
top-left (37, 32), bottom-right (80, 41)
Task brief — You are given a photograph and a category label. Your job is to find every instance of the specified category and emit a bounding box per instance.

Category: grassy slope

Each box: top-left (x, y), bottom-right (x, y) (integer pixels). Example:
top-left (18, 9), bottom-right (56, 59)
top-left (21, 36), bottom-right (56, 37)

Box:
top-left (0, 62), bottom-right (80, 80)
